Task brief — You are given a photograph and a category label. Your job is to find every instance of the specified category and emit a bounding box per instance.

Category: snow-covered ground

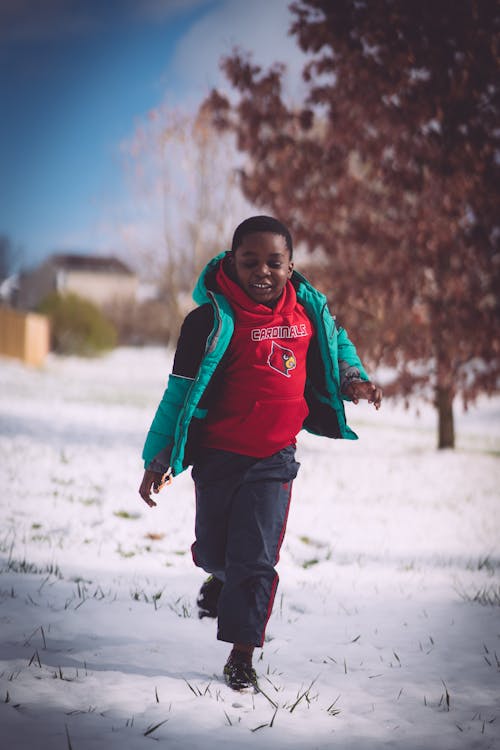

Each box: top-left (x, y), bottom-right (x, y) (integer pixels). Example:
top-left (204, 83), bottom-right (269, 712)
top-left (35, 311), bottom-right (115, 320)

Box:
top-left (1, 347), bottom-right (499, 750)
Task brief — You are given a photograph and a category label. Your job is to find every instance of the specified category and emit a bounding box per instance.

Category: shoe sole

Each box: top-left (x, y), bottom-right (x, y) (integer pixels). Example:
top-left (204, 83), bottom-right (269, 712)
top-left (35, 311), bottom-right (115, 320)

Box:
top-left (198, 609), bottom-right (217, 619)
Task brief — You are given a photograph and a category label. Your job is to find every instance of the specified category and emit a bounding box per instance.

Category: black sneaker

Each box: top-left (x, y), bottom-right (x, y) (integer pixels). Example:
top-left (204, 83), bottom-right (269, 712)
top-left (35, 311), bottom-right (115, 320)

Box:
top-left (196, 575), bottom-right (223, 619)
top-left (223, 657), bottom-right (258, 691)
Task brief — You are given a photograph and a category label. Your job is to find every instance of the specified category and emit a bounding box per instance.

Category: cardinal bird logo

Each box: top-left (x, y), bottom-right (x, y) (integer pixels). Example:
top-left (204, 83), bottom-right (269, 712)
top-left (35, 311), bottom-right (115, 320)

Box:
top-left (267, 341), bottom-right (297, 377)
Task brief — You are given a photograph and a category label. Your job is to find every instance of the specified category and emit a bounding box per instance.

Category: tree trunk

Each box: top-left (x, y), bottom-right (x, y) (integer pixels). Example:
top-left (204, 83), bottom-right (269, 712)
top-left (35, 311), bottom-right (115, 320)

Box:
top-left (436, 386), bottom-right (455, 449)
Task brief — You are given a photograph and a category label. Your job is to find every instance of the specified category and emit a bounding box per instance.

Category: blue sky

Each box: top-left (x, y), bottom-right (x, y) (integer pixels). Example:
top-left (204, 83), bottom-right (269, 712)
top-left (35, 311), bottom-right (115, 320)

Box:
top-left (0, 0), bottom-right (305, 271)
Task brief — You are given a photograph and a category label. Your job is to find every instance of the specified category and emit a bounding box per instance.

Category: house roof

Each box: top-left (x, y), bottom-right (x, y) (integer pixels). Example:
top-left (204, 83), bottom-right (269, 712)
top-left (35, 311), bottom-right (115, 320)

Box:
top-left (48, 253), bottom-right (135, 276)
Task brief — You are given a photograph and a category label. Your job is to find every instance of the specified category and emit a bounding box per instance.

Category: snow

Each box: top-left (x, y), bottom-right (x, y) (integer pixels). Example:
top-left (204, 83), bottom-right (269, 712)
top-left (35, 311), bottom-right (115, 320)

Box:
top-left (1, 347), bottom-right (499, 750)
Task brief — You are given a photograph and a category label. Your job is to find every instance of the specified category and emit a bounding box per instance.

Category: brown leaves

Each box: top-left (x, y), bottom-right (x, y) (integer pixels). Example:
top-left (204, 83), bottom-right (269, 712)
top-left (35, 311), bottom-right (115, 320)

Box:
top-left (202, 0), bottom-right (500, 417)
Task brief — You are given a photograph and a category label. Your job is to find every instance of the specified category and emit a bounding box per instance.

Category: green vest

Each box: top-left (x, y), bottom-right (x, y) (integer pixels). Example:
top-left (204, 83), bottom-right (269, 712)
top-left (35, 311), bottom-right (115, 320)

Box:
top-left (143, 253), bottom-right (368, 476)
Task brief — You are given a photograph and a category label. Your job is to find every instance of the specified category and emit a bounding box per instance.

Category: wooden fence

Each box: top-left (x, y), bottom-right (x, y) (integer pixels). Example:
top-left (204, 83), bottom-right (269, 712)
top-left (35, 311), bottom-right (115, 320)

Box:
top-left (0, 306), bottom-right (50, 367)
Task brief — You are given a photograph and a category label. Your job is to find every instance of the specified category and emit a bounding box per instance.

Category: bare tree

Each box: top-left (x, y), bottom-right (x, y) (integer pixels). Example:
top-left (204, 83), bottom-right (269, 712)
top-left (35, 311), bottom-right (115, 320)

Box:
top-left (0, 235), bottom-right (13, 280)
top-left (121, 104), bottom-right (254, 343)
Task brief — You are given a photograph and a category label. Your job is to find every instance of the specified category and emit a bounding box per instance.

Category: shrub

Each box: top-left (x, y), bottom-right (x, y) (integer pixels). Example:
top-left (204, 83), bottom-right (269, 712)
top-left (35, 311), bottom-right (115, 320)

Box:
top-left (38, 292), bottom-right (117, 356)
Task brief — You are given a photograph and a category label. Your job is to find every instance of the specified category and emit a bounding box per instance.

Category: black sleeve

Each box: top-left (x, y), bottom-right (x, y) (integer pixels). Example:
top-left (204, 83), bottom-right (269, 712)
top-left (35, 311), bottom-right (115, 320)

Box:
top-left (172, 304), bottom-right (214, 378)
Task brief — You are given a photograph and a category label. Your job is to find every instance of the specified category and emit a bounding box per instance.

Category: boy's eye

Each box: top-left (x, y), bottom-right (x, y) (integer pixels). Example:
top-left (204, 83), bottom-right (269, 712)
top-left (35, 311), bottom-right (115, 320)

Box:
top-left (241, 261), bottom-right (282, 269)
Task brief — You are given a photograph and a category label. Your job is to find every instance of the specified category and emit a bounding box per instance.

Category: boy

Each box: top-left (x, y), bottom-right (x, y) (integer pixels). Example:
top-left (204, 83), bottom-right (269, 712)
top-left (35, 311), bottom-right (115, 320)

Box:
top-left (139, 215), bottom-right (381, 691)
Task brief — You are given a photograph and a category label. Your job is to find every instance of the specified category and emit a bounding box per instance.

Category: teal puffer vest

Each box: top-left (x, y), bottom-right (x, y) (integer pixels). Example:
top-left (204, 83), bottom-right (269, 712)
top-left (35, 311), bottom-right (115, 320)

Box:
top-left (142, 253), bottom-right (369, 476)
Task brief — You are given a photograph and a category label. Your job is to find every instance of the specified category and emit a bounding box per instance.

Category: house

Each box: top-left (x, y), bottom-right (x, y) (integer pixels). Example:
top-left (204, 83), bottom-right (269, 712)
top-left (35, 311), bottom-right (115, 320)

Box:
top-left (16, 253), bottom-right (138, 310)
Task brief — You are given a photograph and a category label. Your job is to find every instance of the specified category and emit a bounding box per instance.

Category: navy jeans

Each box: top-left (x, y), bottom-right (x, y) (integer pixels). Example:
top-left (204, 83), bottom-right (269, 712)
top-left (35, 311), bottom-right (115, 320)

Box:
top-left (191, 445), bottom-right (300, 647)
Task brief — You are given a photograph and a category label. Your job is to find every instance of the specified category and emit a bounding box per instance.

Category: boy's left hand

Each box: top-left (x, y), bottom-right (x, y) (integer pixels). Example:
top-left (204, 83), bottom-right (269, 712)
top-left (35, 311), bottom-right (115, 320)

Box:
top-left (345, 381), bottom-right (382, 409)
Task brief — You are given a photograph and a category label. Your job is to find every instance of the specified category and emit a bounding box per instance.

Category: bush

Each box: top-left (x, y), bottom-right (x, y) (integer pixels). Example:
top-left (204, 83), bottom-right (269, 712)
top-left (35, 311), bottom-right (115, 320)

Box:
top-left (38, 292), bottom-right (117, 356)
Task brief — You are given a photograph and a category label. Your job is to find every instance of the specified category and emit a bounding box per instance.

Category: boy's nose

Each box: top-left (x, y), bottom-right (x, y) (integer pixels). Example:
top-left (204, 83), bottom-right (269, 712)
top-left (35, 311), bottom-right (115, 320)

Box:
top-left (256, 264), bottom-right (271, 276)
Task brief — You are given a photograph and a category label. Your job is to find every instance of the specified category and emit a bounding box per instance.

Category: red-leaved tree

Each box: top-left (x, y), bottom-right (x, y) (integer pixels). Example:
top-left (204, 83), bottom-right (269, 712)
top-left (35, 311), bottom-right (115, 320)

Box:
top-left (204, 0), bottom-right (500, 448)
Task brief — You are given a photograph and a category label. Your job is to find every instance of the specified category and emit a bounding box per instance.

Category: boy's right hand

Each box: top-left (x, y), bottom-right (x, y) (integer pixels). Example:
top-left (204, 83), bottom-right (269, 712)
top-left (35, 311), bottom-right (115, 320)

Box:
top-left (139, 469), bottom-right (168, 507)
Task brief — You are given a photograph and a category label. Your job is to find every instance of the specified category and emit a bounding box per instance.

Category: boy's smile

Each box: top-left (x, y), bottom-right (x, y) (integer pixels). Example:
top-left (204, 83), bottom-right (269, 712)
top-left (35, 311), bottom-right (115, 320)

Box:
top-left (230, 232), bottom-right (294, 306)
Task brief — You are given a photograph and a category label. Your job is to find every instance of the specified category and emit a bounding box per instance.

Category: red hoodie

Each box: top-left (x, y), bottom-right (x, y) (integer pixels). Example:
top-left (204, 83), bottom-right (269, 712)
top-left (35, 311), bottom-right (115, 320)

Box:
top-left (200, 264), bottom-right (314, 457)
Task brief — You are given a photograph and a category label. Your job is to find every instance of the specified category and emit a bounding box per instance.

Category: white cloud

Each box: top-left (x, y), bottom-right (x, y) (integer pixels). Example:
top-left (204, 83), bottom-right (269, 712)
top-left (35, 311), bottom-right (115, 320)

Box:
top-left (110, 2), bottom-right (311, 273)
top-left (169, 0), bottom-right (309, 104)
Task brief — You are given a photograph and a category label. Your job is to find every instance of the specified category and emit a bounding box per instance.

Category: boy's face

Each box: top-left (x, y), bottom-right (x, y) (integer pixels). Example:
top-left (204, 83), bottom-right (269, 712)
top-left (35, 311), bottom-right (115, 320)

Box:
top-left (230, 232), bottom-right (293, 306)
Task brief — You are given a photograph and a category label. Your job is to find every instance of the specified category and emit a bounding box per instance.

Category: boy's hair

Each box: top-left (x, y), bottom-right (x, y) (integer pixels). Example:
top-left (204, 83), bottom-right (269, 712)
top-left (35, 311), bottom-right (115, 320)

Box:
top-left (231, 215), bottom-right (293, 258)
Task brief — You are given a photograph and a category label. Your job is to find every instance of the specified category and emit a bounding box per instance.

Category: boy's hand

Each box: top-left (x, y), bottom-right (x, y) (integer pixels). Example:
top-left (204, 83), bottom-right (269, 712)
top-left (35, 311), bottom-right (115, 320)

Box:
top-left (139, 469), bottom-right (171, 507)
top-left (345, 380), bottom-right (382, 409)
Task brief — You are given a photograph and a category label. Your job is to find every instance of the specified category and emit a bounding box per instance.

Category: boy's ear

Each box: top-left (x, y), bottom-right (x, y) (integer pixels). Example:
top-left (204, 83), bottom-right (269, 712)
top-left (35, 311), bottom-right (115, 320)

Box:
top-left (225, 251), bottom-right (237, 281)
top-left (287, 260), bottom-right (294, 278)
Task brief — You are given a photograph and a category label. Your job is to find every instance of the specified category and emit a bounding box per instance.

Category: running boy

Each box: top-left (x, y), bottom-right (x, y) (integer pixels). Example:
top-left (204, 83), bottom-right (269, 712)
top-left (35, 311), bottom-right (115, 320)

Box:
top-left (139, 215), bottom-right (382, 691)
